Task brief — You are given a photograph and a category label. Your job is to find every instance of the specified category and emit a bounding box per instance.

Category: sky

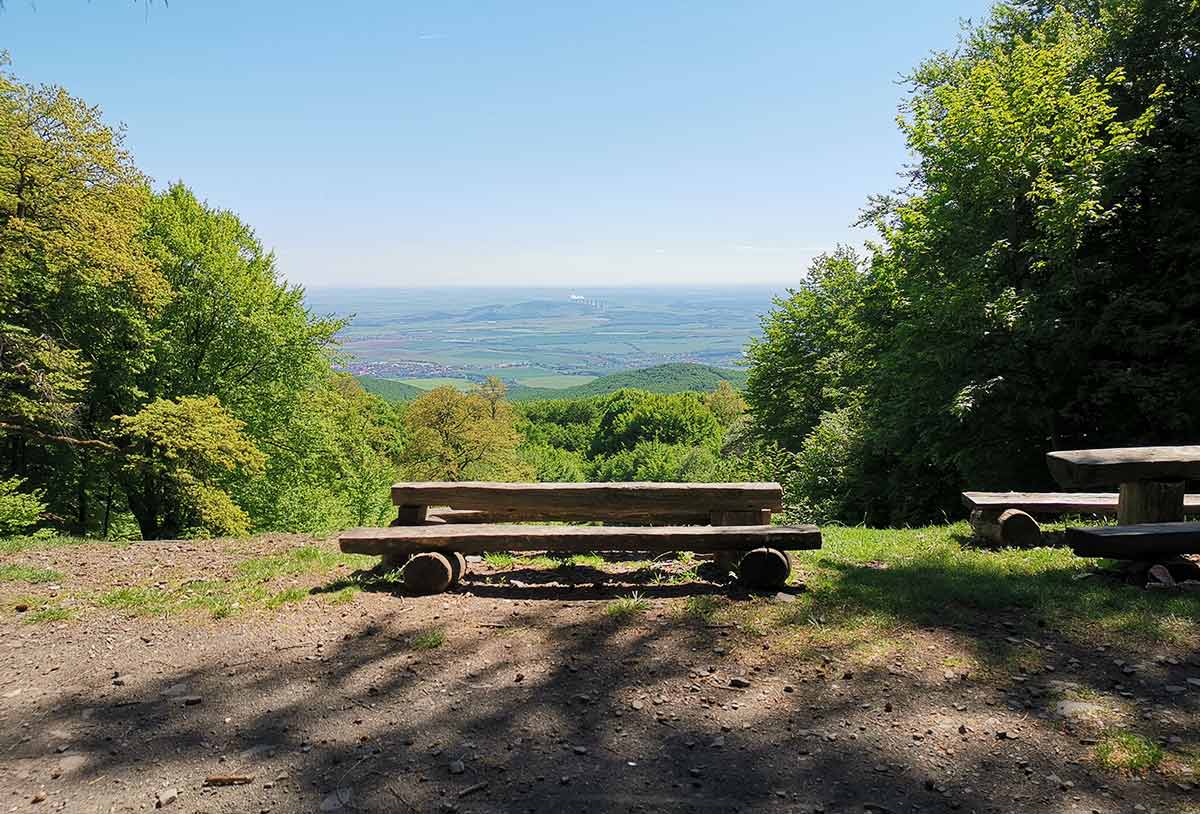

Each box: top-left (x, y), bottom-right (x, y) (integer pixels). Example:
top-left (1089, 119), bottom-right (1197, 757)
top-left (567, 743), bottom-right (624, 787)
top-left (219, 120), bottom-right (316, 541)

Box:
top-left (3, 0), bottom-right (992, 288)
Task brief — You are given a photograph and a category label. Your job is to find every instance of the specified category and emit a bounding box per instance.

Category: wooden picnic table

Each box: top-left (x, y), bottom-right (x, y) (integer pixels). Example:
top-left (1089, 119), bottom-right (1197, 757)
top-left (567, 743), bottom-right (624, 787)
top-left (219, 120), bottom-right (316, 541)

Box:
top-left (1046, 446), bottom-right (1200, 525)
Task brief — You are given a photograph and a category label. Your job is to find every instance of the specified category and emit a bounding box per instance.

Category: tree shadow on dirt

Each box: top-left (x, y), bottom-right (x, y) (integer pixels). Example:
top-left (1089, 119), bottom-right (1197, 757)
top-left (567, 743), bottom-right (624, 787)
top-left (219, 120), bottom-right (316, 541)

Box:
top-left (6, 577), bottom-right (1194, 814)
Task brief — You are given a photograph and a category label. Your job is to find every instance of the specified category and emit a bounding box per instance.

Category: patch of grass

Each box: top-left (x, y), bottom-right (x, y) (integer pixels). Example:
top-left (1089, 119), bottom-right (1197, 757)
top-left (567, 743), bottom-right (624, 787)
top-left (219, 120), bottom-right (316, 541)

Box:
top-left (565, 553), bottom-right (605, 568)
top-left (682, 594), bottom-right (722, 623)
top-left (412, 628), bottom-right (446, 650)
top-left (606, 592), bottom-right (650, 620)
top-left (21, 605), bottom-right (75, 624)
top-left (0, 564), bottom-right (63, 583)
top-left (325, 586), bottom-right (360, 605)
top-left (1094, 730), bottom-right (1163, 773)
top-left (97, 586), bottom-right (172, 616)
top-left (0, 534), bottom-right (123, 555)
top-left (482, 551), bottom-right (557, 570)
top-left (237, 546), bottom-right (363, 582)
top-left (265, 587), bottom-right (309, 609)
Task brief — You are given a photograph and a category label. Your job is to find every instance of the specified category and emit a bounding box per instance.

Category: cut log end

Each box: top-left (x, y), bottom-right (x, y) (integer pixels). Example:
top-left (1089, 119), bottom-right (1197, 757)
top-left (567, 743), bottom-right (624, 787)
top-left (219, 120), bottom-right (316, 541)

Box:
top-left (970, 508), bottom-right (1041, 548)
top-left (737, 548), bottom-right (792, 589)
top-left (402, 552), bottom-right (453, 594)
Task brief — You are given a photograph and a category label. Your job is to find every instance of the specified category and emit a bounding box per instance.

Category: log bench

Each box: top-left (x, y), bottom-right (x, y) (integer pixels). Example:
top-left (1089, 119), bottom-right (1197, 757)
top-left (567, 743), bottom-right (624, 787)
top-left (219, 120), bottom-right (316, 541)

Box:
top-left (962, 491), bottom-right (1200, 548)
top-left (338, 481), bottom-right (822, 594)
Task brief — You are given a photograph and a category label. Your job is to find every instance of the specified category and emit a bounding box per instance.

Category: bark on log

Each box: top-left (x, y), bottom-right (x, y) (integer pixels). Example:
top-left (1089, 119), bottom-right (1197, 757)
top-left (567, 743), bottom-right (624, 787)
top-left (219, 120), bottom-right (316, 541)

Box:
top-left (970, 508), bottom-right (1041, 548)
top-left (1117, 480), bottom-right (1186, 525)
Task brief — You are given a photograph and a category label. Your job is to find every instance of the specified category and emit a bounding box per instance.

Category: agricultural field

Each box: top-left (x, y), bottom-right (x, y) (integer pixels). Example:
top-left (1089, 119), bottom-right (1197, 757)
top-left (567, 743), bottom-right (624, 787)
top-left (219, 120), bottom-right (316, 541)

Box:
top-left (304, 286), bottom-right (777, 385)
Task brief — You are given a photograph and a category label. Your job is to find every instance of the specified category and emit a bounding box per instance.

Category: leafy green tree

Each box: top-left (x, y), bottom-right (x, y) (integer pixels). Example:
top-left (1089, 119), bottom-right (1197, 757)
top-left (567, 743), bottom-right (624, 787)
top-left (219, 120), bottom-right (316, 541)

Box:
top-left (590, 389), bottom-right (721, 457)
top-left (591, 440), bottom-right (720, 483)
top-left (747, 3), bottom-right (1194, 524)
top-left (703, 380), bottom-right (747, 428)
top-left (401, 386), bottom-right (528, 481)
top-left (116, 396), bottom-right (265, 538)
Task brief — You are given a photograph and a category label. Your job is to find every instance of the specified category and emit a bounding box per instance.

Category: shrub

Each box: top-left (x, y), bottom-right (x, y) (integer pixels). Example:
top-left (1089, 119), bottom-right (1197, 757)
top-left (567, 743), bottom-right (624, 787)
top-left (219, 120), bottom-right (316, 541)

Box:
top-left (0, 477), bottom-right (46, 536)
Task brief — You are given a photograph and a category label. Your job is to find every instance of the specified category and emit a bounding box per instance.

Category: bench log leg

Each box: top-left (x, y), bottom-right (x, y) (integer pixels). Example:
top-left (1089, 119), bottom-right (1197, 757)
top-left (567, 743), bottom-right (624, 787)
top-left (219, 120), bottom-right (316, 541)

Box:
top-left (710, 509), bottom-right (771, 577)
top-left (403, 552), bottom-right (454, 595)
top-left (738, 547), bottom-right (792, 589)
top-left (392, 504), bottom-right (430, 525)
top-left (446, 551), bottom-right (467, 588)
top-left (1118, 480), bottom-right (1185, 525)
top-left (970, 508), bottom-right (1041, 548)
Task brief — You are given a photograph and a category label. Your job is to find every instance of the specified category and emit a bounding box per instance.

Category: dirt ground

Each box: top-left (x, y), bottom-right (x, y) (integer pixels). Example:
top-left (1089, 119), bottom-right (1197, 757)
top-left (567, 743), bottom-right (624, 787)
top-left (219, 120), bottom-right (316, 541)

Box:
top-left (1, 534), bottom-right (1198, 814)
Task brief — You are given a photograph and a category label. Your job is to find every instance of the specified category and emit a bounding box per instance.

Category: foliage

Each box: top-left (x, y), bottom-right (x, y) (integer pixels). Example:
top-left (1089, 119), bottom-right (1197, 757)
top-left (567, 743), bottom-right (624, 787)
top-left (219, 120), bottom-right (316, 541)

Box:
top-left (1094, 731), bottom-right (1164, 773)
top-left (116, 396), bottom-right (266, 537)
top-left (0, 476), bottom-right (45, 535)
top-left (354, 376), bottom-right (425, 401)
top-left (590, 389), bottom-right (721, 457)
top-left (591, 440), bottom-right (721, 483)
top-left (400, 386), bottom-right (528, 481)
top-left (0, 62), bottom-right (401, 540)
top-left (519, 443), bottom-right (587, 482)
top-left (746, 2), bottom-right (1199, 523)
top-left (703, 380), bottom-right (747, 427)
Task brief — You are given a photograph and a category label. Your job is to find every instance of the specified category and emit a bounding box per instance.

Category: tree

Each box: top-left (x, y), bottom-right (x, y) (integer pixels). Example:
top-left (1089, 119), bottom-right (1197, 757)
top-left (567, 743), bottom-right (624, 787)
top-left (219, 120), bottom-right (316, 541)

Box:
top-left (703, 380), bottom-right (747, 428)
top-left (746, 2), bottom-right (1193, 524)
top-left (116, 396), bottom-right (265, 538)
top-left (590, 389), bottom-right (721, 458)
top-left (473, 376), bottom-right (508, 419)
top-left (400, 386), bottom-right (528, 481)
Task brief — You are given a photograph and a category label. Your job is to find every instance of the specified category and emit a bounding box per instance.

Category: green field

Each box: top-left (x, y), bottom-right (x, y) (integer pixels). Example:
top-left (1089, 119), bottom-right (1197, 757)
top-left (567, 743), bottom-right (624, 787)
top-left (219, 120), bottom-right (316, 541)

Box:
top-left (513, 374), bottom-right (597, 389)
top-left (306, 286), bottom-right (777, 385)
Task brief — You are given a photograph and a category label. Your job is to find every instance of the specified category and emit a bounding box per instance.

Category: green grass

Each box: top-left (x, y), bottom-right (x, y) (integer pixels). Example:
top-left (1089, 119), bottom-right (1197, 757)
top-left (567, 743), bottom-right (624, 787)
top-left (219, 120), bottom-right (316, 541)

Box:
top-left (1094, 731), bottom-right (1164, 773)
top-left (412, 628), bottom-right (446, 650)
top-left (90, 545), bottom-right (373, 620)
top-left (0, 534), bottom-right (124, 555)
top-left (483, 551), bottom-right (558, 570)
top-left (21, 605), bottom-right (75, 624)
top-left (682, 594), bottom-right (723, 622)
top-left (0, 564), bottom-right (63, 583)
top-left (606, 592), bottom-right (650, 620)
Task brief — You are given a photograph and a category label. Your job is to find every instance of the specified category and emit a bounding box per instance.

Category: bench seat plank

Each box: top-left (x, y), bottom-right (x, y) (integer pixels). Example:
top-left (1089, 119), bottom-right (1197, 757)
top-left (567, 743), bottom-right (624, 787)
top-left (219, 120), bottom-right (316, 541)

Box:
top-left (391, 481), bottom-right (782, 521)
top-left (341, 523), bottom-right (821, 557)
top-left (1046, 446), bottom-right (1200, 489)
top-left (962, 491), bottom-right (1200, 515)
top-left (1066, 522), bottom-right (1200, 559)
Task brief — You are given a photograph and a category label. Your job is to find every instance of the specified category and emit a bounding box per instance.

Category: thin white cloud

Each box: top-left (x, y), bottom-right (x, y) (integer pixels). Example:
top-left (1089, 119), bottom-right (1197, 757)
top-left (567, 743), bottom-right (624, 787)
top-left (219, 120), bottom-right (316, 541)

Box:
top-left (732, 244), bottom-right (828, 253)
top-left (417, 33), bottom-right (447, 40)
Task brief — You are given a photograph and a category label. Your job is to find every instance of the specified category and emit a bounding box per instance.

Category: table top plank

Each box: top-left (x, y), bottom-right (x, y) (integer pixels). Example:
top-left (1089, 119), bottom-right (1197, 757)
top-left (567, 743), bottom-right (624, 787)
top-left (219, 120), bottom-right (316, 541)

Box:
top-left (962, 491), bottom-right (1200, 514)
top-left (1046, 446), bottom-right (1200, 488)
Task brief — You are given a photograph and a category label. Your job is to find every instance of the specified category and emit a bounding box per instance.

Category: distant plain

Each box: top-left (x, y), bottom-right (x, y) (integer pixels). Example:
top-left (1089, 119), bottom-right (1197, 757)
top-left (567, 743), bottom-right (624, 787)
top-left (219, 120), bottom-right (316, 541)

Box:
top-left (304, 286), bottom-right (781, 391)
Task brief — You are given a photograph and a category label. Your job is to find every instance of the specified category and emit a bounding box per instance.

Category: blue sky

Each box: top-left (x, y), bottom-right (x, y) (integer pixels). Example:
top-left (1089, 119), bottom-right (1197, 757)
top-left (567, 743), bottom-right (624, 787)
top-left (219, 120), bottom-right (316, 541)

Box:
top-left (4, 0), bottom-right (992, 288)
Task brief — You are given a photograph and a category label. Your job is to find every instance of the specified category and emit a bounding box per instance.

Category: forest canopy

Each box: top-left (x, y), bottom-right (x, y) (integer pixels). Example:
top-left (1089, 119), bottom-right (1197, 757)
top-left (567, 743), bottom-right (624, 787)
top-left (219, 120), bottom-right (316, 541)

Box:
top-left (745, 0), bottom-right (1200, 525)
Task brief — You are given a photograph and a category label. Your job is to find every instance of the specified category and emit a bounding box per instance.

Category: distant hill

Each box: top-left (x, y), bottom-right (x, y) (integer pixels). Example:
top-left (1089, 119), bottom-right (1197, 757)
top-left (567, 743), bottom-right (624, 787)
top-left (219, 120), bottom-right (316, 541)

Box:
top-left (358, 363), bottom-right (746, 402)
top-left (356, 376), bottom-right (426, 401)
top-left (507, 363), bottom-right (747, 401)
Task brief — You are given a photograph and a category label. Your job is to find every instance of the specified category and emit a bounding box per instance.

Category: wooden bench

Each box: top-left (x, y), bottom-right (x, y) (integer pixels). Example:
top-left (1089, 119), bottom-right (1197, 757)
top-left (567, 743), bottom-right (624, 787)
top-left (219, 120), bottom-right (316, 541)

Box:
top-left (339, 481), bottom-right (822, 594)
top-left (962, 491), bottom-right (1200, 547)
top-left (1066, 522), bottom-right (1200, 559)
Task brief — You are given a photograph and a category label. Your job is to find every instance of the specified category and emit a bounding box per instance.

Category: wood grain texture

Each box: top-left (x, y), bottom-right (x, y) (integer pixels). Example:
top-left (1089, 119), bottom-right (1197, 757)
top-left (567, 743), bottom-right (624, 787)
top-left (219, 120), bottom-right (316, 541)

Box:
top-left (391, 481), bottom-right (783, 519)
top-left (340, 523), bottom-right (821, 557)
top-left (1066, 522), bottom-right (1200, 558)
top-left (1046, 446), bottom-right (1200, 488)
top-left (1118, 480), bottom-right (1186, 525)
top-left (425, 507), bottom-right (715, 525)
